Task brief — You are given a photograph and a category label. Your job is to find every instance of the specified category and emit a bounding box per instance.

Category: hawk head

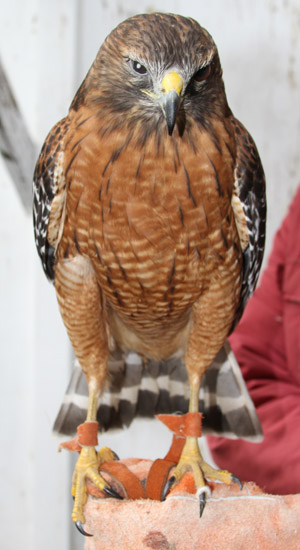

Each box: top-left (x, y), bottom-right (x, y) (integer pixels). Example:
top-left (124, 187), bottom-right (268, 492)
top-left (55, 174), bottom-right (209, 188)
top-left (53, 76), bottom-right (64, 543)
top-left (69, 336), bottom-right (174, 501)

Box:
top-left (71, 13), bottom-right (230, 140)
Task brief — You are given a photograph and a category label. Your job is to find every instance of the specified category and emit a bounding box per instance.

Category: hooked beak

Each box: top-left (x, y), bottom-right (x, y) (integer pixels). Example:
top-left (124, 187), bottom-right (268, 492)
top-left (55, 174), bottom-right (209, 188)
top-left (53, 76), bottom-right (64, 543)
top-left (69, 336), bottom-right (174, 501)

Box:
top-left (160, 72), bottom-right (183, 136)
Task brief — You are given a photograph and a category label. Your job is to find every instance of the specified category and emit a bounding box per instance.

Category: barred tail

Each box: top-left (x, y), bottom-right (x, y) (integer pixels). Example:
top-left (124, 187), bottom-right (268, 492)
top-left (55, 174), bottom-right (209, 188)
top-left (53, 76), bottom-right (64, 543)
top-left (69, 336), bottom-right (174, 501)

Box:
top-left (53, 341), bottom-right (262, 442)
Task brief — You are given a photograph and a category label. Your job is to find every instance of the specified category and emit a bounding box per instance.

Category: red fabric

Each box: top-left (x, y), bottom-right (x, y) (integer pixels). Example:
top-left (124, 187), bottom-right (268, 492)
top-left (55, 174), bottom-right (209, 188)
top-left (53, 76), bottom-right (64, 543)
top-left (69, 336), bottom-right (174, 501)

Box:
top-left (208, 186), bottom-right (300, 494)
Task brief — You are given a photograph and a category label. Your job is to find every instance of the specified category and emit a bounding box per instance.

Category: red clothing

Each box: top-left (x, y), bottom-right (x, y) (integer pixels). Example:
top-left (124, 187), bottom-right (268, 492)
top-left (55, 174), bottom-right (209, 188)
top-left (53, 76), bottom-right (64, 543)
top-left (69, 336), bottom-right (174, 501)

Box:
top-left (208, 186), bottom-right (300, 494)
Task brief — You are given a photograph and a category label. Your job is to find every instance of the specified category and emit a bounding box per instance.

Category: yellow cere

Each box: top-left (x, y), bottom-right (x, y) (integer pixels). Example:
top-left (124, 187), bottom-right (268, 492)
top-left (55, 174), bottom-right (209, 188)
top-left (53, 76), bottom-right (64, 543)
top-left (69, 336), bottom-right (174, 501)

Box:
top-left (161, 72), bottom-right (183, 95)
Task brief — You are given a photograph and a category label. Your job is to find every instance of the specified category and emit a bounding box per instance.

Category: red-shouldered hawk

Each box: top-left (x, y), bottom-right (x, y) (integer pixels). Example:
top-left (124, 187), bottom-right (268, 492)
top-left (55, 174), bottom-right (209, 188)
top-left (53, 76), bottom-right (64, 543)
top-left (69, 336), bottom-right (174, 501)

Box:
top-left (33, 13), bottom-right (266, 535)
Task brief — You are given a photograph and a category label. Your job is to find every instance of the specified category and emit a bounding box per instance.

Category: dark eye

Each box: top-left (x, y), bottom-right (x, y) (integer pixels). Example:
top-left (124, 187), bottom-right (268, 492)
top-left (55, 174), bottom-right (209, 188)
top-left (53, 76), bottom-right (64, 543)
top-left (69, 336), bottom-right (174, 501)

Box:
top-left (193, 64), bottom-right (211, 83)
top-left (131, 60), bottom-right (148, 75)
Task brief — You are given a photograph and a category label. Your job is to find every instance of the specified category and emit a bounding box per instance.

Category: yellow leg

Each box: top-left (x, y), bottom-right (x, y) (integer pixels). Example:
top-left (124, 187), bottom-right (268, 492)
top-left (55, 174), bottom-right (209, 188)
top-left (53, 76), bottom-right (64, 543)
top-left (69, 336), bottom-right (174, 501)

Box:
top-left (71, 386), bottom-right (121, 535)
top-left (164, 378), bottom-right (241, 516)
top-left (86, 386), bottom-right (98, 422)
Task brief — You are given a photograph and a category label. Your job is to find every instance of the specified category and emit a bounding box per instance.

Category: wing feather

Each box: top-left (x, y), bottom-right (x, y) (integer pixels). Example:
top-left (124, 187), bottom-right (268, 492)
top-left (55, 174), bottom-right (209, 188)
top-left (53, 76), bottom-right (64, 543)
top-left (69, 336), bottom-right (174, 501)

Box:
top-left (231, 117), bottom-right (266, 324)
top-left (33, 117), bottom-right (69, 280)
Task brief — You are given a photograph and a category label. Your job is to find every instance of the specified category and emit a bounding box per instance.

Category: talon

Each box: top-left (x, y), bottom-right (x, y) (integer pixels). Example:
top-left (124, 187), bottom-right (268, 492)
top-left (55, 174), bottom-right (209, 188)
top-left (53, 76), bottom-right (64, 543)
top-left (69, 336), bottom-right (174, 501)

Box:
top-left (112, 450), bottom-right (120, 461)
top-left (196, 486), bottom-right (211, 517)
top-left (231, 474), bottom-right (243, 490)
top-left (103, 486), bottom-right (123, 499)
top-left (199, 491), bottom-right (206, 518)
top-left (162, 475), bottom-right (176, 500)
top-left (75, 521), bottom-right (93, 537)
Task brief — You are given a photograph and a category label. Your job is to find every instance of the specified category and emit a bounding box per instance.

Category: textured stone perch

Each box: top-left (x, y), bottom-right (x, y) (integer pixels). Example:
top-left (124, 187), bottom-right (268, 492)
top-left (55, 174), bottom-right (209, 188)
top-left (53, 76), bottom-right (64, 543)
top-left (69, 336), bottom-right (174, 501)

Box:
top-left (83, 458), bottom-right (300, 550)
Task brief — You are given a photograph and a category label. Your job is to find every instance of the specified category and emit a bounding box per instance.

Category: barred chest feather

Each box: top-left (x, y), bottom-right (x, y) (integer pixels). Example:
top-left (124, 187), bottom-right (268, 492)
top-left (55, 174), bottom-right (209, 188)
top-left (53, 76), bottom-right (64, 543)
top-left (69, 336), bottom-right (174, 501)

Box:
top-left (58, 120), bottom-right (242, 351)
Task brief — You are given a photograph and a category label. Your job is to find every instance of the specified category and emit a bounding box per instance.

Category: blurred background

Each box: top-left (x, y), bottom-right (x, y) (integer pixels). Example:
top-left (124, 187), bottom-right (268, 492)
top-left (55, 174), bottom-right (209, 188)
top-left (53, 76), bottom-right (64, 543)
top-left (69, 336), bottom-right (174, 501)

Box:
top-left (1, 1), bottom-right (300, 548)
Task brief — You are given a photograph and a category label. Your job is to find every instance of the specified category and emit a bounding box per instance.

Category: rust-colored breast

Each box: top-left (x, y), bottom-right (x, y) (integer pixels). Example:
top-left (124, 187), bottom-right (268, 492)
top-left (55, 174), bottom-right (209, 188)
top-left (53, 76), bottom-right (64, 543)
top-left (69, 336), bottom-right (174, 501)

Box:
top-left (58, 112), bottom-right (242, 349)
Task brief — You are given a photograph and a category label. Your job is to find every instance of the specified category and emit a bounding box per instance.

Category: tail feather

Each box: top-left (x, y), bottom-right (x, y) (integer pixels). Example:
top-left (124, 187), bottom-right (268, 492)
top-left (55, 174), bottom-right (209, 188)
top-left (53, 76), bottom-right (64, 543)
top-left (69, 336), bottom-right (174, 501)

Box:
top-left (53, 341), bottom-right (262, 442)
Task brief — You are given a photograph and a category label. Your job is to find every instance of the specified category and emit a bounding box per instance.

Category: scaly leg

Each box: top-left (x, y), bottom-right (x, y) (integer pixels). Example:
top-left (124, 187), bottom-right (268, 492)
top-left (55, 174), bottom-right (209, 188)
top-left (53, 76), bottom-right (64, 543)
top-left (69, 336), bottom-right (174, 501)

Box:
top-left (163, 377), bottom-right (241, 516)
top-left (71, 384), bottom-right (122, 536)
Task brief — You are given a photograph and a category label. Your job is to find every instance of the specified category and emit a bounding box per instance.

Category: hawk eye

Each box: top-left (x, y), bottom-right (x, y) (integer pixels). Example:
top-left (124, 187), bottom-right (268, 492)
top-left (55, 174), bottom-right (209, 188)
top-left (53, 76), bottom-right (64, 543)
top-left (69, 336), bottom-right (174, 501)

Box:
top-left (193, 64), bottom-right (211, 82)
top-left (131, 60), bottom-right (148, 75)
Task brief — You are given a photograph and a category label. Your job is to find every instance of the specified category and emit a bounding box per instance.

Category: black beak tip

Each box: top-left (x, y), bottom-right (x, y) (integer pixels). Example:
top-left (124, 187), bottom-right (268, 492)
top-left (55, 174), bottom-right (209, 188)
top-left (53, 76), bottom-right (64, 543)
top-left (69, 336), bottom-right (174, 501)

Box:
top-left (162, 89), bottom-right (180, 137)
top-left (167, 123), bottom-right (175, 136)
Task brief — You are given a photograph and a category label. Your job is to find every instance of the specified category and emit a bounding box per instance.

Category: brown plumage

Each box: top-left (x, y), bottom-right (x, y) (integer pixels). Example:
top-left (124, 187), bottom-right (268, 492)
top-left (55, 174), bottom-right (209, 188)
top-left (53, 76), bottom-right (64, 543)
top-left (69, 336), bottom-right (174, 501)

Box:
top-left (33, 13), bottom-right (266, 531)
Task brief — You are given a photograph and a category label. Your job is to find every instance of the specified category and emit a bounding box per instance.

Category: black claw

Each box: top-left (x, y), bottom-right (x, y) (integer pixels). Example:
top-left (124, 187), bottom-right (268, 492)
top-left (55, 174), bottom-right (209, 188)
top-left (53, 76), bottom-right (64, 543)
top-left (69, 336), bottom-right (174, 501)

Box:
top-left (75, 521), bottom-right (93, 537)
top-left (199, 492), bottom-right (206, 518)
top-left (231, 474), bottom-right (243, 490)
top-left (112, 450), bottom-right (120, 461)
top-left (162, 475), bottom-right (176, 500)
top-left (103, 486), bottom-right (123, 500)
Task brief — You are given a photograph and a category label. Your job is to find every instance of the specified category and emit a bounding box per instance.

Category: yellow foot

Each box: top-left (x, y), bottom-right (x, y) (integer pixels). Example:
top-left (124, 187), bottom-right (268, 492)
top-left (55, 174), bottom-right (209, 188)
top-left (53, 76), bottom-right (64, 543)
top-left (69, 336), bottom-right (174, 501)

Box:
top-left (72, 446), bottom-right (122, 536)
top-left (162, 436), bottom-right (242, 517)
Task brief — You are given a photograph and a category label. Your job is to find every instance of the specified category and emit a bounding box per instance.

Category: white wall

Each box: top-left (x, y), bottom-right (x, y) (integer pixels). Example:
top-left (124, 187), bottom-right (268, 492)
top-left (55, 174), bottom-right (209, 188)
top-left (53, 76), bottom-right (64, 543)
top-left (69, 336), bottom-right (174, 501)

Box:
top-left (0, 1), bottom-right (78, 549)
top-left (1, 1), bottom-right (300, 549)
